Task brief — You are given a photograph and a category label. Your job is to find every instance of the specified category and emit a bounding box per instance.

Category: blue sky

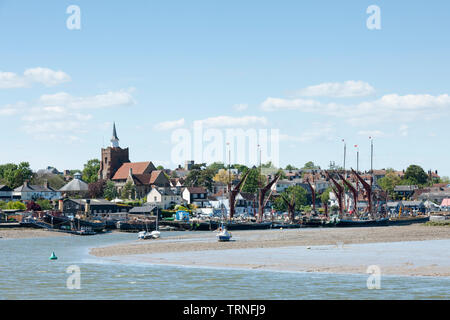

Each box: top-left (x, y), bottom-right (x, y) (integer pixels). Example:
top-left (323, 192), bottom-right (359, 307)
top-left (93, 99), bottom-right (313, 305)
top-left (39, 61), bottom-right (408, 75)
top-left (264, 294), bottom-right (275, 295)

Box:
top-left (1, 0), bottom-right (450, 176)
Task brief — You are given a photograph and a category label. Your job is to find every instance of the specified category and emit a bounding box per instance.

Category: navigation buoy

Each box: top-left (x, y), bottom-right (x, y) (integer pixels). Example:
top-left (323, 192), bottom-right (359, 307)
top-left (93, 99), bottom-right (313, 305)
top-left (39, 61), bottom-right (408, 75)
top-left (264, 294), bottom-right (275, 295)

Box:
top-left (49, 252), bottom-right (58, 260)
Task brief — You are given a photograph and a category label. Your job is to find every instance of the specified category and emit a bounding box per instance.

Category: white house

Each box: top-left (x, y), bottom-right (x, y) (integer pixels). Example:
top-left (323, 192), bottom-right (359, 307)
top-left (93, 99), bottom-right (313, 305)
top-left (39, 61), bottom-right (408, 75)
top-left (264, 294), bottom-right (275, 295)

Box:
top-left (147, 187), bottom-right (184, 209)
top-left (13, 181), bottom-right (61, 201)
top-left (182, 187), bottom-right (209, 207)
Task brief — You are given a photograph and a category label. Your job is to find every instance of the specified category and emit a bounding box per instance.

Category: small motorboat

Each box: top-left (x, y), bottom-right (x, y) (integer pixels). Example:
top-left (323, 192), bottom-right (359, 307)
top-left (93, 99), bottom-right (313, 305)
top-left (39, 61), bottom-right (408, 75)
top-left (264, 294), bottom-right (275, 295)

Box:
top-left (138, 230), bottom-right (160, 240)
top-left (138, 231), bottom-right (153, 240)
top-left (216, 225), bottom-right (232, 242)
top-left (150, 230), bottom-right (160, 239)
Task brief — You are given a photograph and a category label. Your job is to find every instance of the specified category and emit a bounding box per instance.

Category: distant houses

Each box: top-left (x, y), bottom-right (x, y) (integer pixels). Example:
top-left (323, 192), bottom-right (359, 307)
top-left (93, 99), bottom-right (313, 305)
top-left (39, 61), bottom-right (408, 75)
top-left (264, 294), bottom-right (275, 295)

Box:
top-left (146, 187), bottom-right (184, 209)
top-left (13, 181), bottom-right (61, 201)
top-left (59, 172), bottom-right (89, 198)
top-left (182, 187), bottom-right (209, 208)
top-left (0, 185), bottom-right (13, 202)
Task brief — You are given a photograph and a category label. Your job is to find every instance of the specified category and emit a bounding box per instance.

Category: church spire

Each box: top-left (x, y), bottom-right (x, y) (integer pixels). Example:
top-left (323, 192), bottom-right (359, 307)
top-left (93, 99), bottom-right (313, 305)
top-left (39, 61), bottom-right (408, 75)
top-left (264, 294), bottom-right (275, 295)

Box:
top-left (111, 122), bottom-right (119, 147)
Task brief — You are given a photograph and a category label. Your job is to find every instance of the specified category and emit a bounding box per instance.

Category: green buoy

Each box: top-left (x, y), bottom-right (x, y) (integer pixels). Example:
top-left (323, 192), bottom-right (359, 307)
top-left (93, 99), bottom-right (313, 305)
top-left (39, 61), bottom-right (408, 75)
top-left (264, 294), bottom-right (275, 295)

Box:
top-left (49, 252), bottom-right (58, 260)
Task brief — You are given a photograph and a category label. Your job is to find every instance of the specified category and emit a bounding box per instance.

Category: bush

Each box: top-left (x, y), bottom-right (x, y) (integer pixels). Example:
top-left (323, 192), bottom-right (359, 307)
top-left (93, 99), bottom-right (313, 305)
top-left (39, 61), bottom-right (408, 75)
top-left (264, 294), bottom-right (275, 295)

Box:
top-left (6, 201), bottom-right (26, 210)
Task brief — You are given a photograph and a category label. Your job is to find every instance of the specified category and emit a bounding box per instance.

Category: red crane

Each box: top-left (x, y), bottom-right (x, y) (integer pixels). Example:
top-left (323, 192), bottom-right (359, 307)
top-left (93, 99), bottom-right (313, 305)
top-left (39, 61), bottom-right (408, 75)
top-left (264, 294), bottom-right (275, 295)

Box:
top-left (326, 171), bottom-right (344, 216)
top-left (306, 179), bottom-right (317, 213)
top-left (281, 193), bottom-right (296, 223)
top-left (228, 170), bottom-right (250, 220)
top-left (351, 168), bottom-right (374, 218)
top-left (338, 173), bottom-right (358, 216)
top-left (257, 174), bottom-right (280, 223)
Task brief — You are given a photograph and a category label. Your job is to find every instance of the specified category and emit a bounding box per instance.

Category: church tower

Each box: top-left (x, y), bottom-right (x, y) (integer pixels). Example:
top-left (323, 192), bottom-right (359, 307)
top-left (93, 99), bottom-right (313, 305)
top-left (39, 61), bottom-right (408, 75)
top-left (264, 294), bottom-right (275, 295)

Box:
top-left (98, 123), bottom-right (130, 180)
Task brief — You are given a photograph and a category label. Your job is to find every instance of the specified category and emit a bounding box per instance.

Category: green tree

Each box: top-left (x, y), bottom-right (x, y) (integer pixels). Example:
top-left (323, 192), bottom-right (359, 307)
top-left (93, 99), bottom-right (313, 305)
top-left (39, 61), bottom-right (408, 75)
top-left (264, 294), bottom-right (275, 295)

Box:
top-left (440, 176), bottom-right (450, 184)
top-left (403, 165), bottom-right (428, 186)
top-left (320, 187), bottom-right (332, 204)
top-left (121, 181), bottom-right (136, 200)
top-left (103, 181), bottom-right (118, 200)
top-left (185, 166), bottom-right (215, 191)
top-left (36, 199), bottom-right (53, 210)
top-left (377, 172), bottom-right (402, 198)
top-left (207, 162), bottom-right (226, 173)
top-left (6, 201), bottom-right (26, 210)
top-left (31, 173), bottom-right (66, 189)
top-left (0, 162), bottom-right (33, 188)
top-left (285, 164), bottom-right (298, 170)
top-left (156, 165), bottom-right (164, 170)
top-left (241, 167), bottom-right (266, 194)
top-left (303, 161), bottom-right (320, 169)
top-left (273, 186), bottom-right (308, 212)
top-left (231, 164), bottom-right (249, 173)
top-left (82, 159), bottom-right (101, 183)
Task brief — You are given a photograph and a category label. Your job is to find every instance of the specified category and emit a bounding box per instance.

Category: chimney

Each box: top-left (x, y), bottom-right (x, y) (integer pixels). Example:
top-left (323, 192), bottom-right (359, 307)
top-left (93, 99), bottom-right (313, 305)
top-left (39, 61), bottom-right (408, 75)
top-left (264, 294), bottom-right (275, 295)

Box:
top-left (24, 180), bottom-right (29, 188)
top-left (58, 199), bottom-right (64, 212)
top-left (44, 180), bottom-right (49, 189)
top-left (129, 168), bottom-right (133, 176)
top-left (85, 199), bottom-right (91, 215)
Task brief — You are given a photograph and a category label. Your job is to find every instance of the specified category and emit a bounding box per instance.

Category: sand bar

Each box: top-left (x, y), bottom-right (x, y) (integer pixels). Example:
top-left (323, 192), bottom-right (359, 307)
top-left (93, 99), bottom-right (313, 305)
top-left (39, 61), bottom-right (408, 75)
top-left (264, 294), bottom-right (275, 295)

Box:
top-left (90, 225), bottom-right (450, 277)
top-left (0, 228), bottom-right (71, 239)
top-left (90, 225), bottom-right (450, 257)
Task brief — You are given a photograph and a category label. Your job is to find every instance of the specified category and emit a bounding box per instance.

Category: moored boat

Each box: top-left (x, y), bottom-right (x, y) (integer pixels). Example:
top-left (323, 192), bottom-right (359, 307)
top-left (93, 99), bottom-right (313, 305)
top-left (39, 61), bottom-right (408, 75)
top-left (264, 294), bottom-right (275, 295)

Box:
top-left (216, 225), bottom-right (232, 242)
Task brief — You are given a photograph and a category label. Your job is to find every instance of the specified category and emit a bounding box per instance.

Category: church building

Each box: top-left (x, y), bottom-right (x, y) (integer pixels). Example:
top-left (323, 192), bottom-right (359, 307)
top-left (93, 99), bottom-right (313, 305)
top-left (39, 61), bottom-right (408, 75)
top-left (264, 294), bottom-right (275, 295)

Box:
top-left (98, 123), bottom-right (130, 180)
top-left (98, 123), bottom-right (170, 199)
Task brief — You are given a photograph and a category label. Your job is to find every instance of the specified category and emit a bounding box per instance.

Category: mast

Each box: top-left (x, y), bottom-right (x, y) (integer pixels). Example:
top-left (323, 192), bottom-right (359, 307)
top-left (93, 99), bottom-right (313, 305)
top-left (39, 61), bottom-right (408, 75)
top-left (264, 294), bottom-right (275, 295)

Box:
top-left (351, 168), bottom-right (374, 219)
top-left (338, 173), bottom-right (358, 216)
top-left (228, 171), bottom-right (250, 220)
top-left (325, 171), bottom-right (344, 216)
top-left (306, 178), bottom-right (316, 213)
top-left (258, 174), bottom-right (280, 223)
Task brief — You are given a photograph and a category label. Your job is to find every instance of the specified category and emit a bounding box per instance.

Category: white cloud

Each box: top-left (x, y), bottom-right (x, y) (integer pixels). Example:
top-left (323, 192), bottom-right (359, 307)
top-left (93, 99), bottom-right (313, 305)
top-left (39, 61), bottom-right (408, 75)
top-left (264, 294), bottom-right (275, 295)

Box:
top-left (154, 118), bottom-right (185, 131)
top-left (12, 88), bottom-right (136, 141)
top-left (0, 102), bottom-right (27, 116)
top-left (399, 124), bottom-right (409, 137)
top-left (0, 67), bottom-right (71, 88)
top-left (357, 130), bottom-right (387, 138)
top-left (39, 89), bottom-right (135, 109)
top-left (280, 123), bottom-right (335, 143)
top-left (233, 103), bottom-right (248, 112)
top-left (261, 94), bottom-right (450, 126)
top-left (195, 115), bottom-right (268, 128)
top-left (294, 80), bottom-right (375, 98)
top-left (23, 67), bottom-right (71, 87)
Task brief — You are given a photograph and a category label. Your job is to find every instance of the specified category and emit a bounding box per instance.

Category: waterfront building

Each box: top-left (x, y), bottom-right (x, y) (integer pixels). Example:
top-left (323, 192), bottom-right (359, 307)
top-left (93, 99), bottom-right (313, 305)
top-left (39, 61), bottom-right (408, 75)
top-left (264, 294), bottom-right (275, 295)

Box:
top-left (112, 163), bottom-right (170, 199)
top-left (146, 187), bottom-right (184, 209)
top-left (59, 172), bottom-right (89, 197)
top-left (98, 123), bottom-right (130, 180)
top-left (393, 185), bottom-right (418, 199)
top-left (62, 198), bottom-right (129, 216)
top-left (13, 181), bottom-right (61, 201)
top-left (182, 187), bottom-right (209, 207)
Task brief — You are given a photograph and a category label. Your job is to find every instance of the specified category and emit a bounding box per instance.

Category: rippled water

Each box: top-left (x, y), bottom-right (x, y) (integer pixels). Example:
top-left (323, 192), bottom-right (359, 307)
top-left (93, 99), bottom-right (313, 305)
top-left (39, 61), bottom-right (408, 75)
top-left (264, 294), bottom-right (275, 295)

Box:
top-left (0, 232), bottom-right (449, 299)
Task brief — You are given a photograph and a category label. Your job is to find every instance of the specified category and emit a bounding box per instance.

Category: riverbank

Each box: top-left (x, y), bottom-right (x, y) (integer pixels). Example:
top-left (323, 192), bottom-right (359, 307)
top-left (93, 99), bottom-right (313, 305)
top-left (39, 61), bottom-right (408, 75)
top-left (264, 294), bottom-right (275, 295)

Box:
top-left (90, 225), bottom-right (450, 277)
top-left (90, 225), bottom-right (450, 257)
top-left (0, 228), bottom-right (71, 239)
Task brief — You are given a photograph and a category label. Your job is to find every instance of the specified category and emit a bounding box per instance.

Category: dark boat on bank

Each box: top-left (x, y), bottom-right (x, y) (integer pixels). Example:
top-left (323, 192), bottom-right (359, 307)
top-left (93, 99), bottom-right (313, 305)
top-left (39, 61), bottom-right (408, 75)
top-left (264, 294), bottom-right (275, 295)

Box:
top-left (116, 220), bottom-right (156, 232)
top-left (334, 217), bottom-right (389, 227)
top-left (388, 216), bottom-right (429, 226)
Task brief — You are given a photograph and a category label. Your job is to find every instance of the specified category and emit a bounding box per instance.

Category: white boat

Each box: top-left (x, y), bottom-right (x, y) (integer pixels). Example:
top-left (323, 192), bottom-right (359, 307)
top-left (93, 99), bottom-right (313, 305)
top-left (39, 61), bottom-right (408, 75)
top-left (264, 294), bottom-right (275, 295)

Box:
top-left (138, 211), bottom-right (161, 240)
top-left (138, 231), bottom-right (153, 240)
top-left (150, 230), bottom-right (160, 239)
top-left (216, 225), bottom-right (232, 242)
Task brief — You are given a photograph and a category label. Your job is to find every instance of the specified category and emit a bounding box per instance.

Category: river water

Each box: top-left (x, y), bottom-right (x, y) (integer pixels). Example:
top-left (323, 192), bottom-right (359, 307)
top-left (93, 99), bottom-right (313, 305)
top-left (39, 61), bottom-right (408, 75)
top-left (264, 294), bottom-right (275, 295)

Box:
top-left (0, 232), bottom-right (449, 300)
